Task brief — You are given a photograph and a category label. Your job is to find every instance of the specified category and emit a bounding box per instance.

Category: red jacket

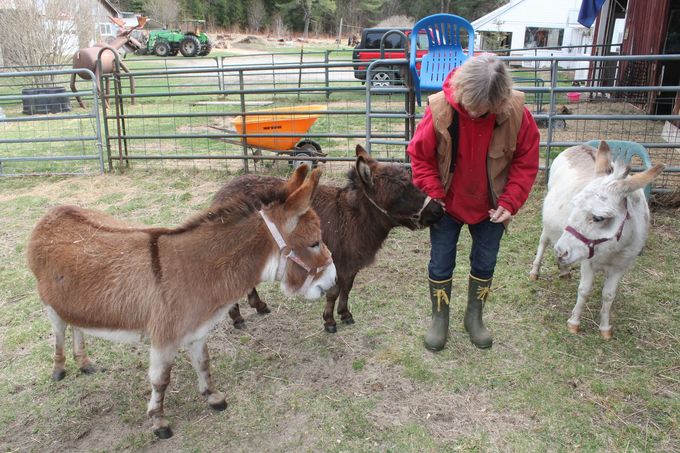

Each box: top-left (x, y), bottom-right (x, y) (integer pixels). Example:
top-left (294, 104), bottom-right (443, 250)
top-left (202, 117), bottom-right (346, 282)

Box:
top-left (407, 71), bottom-right (540, 224)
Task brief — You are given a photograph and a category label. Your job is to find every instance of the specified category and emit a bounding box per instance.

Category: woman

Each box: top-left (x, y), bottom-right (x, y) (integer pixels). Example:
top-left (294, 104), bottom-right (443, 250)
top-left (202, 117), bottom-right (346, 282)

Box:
top-left (407, 54), bottom-right (540, 351)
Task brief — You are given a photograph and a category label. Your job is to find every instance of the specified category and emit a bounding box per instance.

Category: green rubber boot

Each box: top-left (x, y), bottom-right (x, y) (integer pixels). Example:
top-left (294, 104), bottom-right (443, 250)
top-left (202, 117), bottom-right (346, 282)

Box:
top-left (424, 277), bottom-right (452, 351)
top-left (464, 274), bottom-right (493, 349)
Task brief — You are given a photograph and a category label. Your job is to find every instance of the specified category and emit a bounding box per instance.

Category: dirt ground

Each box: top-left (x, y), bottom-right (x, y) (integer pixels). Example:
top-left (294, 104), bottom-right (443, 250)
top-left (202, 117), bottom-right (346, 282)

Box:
top-left (1, 168), bottom-right (678, 452)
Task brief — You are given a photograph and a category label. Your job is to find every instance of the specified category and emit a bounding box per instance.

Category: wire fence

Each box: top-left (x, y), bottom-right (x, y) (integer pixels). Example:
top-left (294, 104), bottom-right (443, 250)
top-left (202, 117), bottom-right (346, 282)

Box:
top-left (0, 52), bottom-right (678, 193)
top-left (0, 69), bottom-right (104, 176)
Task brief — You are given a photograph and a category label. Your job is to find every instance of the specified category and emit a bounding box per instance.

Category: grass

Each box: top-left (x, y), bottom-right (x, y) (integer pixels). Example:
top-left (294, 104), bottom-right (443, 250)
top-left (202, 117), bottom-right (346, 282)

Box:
top-left (0, 168), bottom-right (678, 452)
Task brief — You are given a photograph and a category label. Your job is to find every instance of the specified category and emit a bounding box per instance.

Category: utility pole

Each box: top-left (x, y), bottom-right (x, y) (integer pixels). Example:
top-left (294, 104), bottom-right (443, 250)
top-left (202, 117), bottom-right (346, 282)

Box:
top-left (337, 17), bottom-right (343, 45)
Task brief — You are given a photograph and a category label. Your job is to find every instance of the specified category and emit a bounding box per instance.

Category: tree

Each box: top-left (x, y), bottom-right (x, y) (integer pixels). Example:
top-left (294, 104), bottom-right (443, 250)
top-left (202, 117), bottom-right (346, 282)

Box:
top-left (277, 0), bottom-right (335, 39)
top-left (248, 0), bottom-right (267, 32)
top-left (144, 0), bottom-right (181, 28)
top-left (0, 0), bottom-right (92, 85)
top-left (182, 0), bottom-right (204, 21)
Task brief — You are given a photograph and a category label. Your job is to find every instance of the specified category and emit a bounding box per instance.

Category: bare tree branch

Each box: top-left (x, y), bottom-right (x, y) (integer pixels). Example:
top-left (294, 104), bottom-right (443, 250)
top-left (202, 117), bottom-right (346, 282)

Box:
top-left (0, 0), bottom-right (92, 85)
top-left (144, 0), bottom-right (180, 29)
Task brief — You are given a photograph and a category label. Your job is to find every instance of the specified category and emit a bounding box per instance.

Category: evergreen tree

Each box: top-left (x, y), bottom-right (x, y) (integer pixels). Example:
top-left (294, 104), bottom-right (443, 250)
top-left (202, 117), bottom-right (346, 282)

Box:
top-left (277, 0), bottom-right (335, 38)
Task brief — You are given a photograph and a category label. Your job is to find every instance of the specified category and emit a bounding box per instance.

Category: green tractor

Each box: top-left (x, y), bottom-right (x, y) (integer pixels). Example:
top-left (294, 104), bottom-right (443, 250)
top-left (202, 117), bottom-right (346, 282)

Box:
top-left (143, 20), bottom-right (212, 57)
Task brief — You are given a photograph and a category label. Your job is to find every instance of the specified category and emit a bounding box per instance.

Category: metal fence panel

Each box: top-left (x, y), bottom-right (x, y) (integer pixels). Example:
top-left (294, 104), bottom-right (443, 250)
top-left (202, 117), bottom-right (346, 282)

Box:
top-left (0, 69), bottom-right (103, 176)
top-left (1, 53), bottom-right (678, 193)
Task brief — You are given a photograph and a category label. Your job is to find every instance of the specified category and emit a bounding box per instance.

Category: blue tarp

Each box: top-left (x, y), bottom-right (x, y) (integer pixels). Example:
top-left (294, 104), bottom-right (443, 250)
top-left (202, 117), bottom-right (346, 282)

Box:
top-left (578, 0), bottom-right (607, 28)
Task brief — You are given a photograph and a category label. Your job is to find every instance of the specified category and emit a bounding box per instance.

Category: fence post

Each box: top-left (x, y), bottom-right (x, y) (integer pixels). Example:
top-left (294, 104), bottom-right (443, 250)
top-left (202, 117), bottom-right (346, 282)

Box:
top-left (297, 47), bottom-right (304, 101)
top-left (90, 74), bottom-right (105, 174)
top-left (239, 70), bottom-right (249, 174)
top-left (217, 56), bottom-right (224, 93)
top-left (272, 54), bottom-right (276, 91)
top-left (99, 63), bottom-right (113, 171)
top-left (325, 50), bottom-right (330, 100)
top-left (545, 59), bottom-right (559, 183)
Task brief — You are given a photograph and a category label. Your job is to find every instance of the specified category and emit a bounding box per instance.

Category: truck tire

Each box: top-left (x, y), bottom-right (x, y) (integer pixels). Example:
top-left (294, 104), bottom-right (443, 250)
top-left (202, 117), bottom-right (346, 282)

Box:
top-left (180, 35), bottom-right (201, 57)
top-left (371, 67), bottom-right (392, 88)
top-left (153, 40), bottom-right (171, 57)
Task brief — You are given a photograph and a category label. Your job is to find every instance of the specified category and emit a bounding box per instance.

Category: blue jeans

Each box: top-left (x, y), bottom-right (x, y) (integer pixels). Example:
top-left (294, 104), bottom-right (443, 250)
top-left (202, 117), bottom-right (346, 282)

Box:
top-left (428, 213), bottom-right (505, 281)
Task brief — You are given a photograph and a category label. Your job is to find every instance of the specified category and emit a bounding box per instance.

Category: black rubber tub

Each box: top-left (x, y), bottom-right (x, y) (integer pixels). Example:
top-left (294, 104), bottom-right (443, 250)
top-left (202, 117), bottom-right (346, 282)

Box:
top-left (22, 87), bottom-right (71, 115)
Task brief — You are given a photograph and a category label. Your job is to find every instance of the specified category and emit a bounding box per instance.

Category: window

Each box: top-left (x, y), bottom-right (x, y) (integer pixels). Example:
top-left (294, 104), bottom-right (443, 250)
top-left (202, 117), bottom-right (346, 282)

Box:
top-left (415, 32), bottom-right (429, 50)
top-left (524, 27), bottom-right (564, 48)
top-left (478, 31), bottom-right (512, 52)
top-left (98, 23), bottom-right (113, 36)
top-left (365, 32), bottom-right (405, 49)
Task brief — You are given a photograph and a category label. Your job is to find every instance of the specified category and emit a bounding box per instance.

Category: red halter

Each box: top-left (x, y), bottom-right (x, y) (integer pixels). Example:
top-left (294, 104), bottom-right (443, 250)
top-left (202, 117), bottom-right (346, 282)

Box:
top-left (564, 198), bottom-right (630, 259)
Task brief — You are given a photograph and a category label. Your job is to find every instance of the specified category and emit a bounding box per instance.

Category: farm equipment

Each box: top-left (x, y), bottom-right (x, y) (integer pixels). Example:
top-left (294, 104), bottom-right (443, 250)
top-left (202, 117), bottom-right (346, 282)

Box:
top-left (142, 20), bottom-right (212, 57)
top-left (210, 104), bottom-right (327, 167)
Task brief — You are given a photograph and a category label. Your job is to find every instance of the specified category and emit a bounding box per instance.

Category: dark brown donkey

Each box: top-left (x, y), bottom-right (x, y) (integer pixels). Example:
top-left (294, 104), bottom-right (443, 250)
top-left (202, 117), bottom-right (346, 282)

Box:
top-left (27, 166), bottom-right (336, 439)
top-left (214, 145), bottom-right (444, 333)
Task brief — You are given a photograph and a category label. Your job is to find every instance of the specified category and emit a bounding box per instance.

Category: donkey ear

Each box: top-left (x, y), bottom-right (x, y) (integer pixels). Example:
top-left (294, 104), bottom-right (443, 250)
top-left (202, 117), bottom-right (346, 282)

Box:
top-left (355, 144), bottom-right (377, 165)
top-left (356, 144), bottom-right (369, 158)
top-left (595, 140), bottom-right (613, 175)
top-left (355, 145), bottom-right (377, 189)
top-left (616, 163), bottom-right (665, 194)
top-left (356, 155), bottom-right (374, 188)
top-left (284, 167), bottom-right (321, 219)
top-left (284, 164), bottom-right (309, 195)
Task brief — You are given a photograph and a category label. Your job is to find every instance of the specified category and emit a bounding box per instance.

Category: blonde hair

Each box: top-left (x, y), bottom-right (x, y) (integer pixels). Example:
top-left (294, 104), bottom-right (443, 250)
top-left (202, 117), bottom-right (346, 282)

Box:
top-left (450, 54), bottom-right (513, 115)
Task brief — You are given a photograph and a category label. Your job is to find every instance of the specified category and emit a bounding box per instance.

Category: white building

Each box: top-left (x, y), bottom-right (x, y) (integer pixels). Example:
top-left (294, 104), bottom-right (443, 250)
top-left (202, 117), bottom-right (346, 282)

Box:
top-left (472, 0), bottom-right (594, 70)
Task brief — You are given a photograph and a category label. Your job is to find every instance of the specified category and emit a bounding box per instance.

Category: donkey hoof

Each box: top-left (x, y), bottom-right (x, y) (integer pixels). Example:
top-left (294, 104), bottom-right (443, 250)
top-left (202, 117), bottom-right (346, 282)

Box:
top-left (209, 400), bottom-right (228, 411)
top-left (559, 272), bottom-right (572, 280)
top-left (52, 369), bottom-right (66, 381)
top-left (342, 317), bottom-right (355, 325)
top-left (233, 320), bottom-right (245, 330)
top-left (256, 306), bottom-right (271, 315)
top-left (153, 426), bottom-right (173, 439)
top-left (80, 364), bottom-right (97, 374)
top-left (567, 323), bottom-right (580, 334)
top-left (324, 324), bottom-right (337, 334)
top-left (600, 328), bottom-right (613, 340)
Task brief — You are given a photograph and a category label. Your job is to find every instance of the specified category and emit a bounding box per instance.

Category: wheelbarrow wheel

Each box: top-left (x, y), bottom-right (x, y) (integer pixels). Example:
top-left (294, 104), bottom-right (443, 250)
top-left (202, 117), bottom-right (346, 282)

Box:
top-left (290, 140), bottom-right (324, 169)
top-left (291, 145), bottom-right (315, 169)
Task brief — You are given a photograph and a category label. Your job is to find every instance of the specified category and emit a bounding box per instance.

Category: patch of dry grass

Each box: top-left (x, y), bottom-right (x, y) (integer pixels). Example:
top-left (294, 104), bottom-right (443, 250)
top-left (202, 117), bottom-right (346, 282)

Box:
top-left (0, 168), bottom-right (678, 452)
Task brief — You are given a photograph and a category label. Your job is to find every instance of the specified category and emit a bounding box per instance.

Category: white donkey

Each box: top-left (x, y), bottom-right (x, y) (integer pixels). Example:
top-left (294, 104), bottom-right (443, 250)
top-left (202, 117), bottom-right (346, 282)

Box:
top-left (530, 141), bottom-right (664, 338)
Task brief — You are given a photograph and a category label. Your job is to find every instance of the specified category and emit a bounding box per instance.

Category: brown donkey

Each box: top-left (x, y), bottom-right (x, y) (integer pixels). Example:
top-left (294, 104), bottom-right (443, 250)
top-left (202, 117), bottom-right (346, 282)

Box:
top-left (214, 145), bottom-right (445, 332)
top-left (27, 166), bottom-right (336, 439)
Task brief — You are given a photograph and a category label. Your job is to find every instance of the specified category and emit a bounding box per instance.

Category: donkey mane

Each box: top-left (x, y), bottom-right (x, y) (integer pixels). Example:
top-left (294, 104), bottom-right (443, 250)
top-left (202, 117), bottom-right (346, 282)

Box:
top-left (345, 165), bottom-right (410, 191)
top-left (178, 194), bottom-right (260, 233)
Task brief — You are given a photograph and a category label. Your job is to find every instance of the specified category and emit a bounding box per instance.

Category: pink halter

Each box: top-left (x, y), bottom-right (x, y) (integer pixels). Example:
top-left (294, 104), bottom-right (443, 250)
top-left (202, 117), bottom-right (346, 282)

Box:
top-left (259, 210), bottom-right (332, 294)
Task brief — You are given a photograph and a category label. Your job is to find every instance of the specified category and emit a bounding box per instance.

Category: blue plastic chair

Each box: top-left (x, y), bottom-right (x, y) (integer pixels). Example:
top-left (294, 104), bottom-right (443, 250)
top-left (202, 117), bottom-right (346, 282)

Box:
top-left (585, 140), bottom-right (653, 200)
top-left (409, 14), bottom-right (475, 106)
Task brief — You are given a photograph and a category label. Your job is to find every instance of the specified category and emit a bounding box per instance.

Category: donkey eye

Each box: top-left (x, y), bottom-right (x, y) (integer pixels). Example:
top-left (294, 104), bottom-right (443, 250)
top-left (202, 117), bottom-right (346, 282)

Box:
top-left (592, 215), bottom-right (605, 222)
top-left (310, 241), bottom-right (320, 248)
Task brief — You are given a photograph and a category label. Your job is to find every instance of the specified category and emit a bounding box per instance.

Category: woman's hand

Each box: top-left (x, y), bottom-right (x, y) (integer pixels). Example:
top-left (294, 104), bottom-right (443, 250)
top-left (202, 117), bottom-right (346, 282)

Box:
top-left (488, 206), bottom-right (512, 223)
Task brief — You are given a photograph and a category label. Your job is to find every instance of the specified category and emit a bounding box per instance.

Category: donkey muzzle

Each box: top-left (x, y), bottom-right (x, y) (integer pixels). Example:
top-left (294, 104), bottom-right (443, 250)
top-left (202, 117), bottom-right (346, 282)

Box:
top-left (416, 197), bottom-right (445, 229)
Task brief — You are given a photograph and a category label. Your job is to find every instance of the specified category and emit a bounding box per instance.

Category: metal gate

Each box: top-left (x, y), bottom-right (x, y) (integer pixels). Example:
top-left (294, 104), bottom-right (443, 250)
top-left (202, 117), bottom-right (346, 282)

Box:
top-left (0, 69), bottom-right (104, 176)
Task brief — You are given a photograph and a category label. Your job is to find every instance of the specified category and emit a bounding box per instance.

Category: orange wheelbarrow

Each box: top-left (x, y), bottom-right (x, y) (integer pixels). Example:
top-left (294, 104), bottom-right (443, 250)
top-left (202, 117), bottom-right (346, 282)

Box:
top-left (211, 104), bottom-right (327, 167)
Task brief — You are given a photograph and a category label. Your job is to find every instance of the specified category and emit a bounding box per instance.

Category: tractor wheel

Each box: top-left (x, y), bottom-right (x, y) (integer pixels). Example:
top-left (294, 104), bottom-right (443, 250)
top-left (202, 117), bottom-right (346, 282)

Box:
top-left (180, 35), bottom-right (201, 57)
top-left (153, 40), bottom-right (171, 57)
top-left (199, 38), bottom-right (213, 56)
